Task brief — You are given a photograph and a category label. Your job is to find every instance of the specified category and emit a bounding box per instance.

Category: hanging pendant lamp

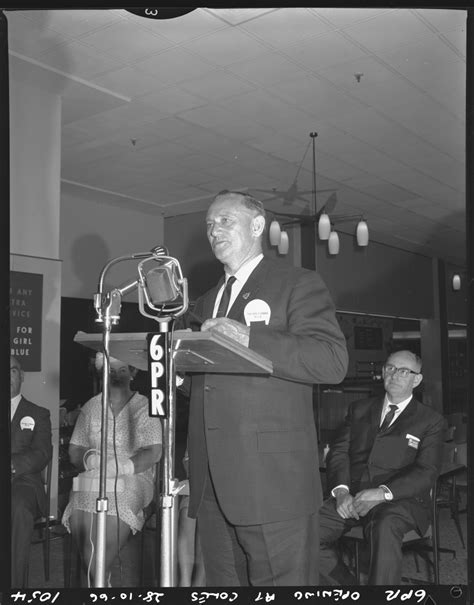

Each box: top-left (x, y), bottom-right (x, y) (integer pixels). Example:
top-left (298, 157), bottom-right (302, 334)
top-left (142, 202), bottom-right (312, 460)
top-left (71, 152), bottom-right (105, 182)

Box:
top-left (318, 213), bottom-right (331, 240)
top-left (328, 231), bottom-right (340, 255)
top-left (356, 220), bottom-right (369, 246)
top-left (278, 231), bottom-right (289, 255)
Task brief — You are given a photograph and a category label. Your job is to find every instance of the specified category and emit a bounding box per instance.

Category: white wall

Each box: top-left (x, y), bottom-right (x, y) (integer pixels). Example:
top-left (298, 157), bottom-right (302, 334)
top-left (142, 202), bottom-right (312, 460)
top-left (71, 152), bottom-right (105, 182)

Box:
top-left (60, 183), bottom-right (165, 300)
top-left (9, 79), bottom-right (61, 259)
top-left (9, 66), bottom-right (63, 518)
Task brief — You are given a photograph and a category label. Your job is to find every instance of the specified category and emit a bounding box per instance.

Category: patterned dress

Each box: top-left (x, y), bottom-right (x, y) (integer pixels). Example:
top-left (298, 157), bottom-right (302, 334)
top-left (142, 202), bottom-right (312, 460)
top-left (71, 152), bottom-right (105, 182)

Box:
top-left (62, 392), bottom-right (162, 534)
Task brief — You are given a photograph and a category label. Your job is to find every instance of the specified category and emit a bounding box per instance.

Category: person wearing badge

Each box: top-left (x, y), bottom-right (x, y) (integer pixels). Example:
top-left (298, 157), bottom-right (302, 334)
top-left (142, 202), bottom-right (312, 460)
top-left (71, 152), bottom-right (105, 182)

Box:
top-left (10, 356), bottom-right (53, 587)
top-left (319, 350), bottom-right (446, 585)
top-left (185, 189), bottom-right (349, 586)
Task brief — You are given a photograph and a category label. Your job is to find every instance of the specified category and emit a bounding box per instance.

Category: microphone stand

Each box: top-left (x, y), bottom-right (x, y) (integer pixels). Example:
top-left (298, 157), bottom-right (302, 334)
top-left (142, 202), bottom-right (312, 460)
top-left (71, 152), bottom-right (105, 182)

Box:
top-left (156, 317), bottom-right (182, 587)
top-left (93, 249), bottom-right (188, 588)
top-left (136, 257), bottom-right (189, 586)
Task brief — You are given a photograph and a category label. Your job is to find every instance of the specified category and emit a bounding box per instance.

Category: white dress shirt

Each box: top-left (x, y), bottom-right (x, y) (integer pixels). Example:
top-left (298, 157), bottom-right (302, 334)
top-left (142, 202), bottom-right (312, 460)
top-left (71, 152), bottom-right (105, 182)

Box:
top-left (379, 394), bottom-right (412, 427)
top-left (212, 253), bottom-right (264, 318)
top-left (11, 393), bottom-right (21, 420)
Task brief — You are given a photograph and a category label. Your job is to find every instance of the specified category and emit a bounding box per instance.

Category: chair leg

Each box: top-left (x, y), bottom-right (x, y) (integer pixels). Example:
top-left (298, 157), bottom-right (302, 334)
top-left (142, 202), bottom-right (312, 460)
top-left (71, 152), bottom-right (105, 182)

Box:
top-left (64, 533), bottom-right (72, 588)
top-left (64, 532), bottom-right (81, 588)
top-left (433, 514), bottom-right (440, 584)
top-left (140, 530), bottom-right (146, 585)
top-left (44, 522), bottom-right (50, 581)
top-left (354, 542), bottom-right (360, 584)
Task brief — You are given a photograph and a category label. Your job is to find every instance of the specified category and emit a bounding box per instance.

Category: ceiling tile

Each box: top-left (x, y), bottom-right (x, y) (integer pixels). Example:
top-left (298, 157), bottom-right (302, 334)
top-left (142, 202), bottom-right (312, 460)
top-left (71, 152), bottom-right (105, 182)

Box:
top-left (358, 183), bottom-right (420, 204)
top-left (79, 20), bottom-right (173, 62)
top-left (222, 89), bottom-right (312, 130)
top-left (246, 132), bottom-right (304, 158)
top-left (6, 12), bottom-right (70, 57)
top-left (313, 8), bottom-right (394, 29)
top-left (226, 51), bottom-right (308, 87)
top-left (134, 48), bottom-right (216, 86)
top-left (270, 75), bottom-right (367, 120)
top-left (60, 81), bottom-right (130, 124)
top-left (178, 104), bottom-right (239, 129)
top-left (210, 116), bottom-right (278, 144)
top-left (240, 8), bottom-right (334, 45)
top-left (90, 66), bottom-right (164, 98)
top-left (144, 116), bottom-right (213, 142)
top-left (439, 26), bottom-right (466, 57)
top-left (180, 70), bottom-right (257, 101)
top-left (413, 8), bottom-right (467, 34)
top-left (138, 86), bottom-right (207, 114)
top-left (122, 8), bottom-right (224, 44)
top-left (281, 31), bottom-right (368, 71)
top-left (312, 154), bottom-right (363, 182)
top-left (317, 55), bottom-right (396, 89)
top-left (22, 9), bottom-right (123, 39)
top-left (343, 10), bottom-right (436, 54)
top-left (380, 36), bottom-right (464, 79)
top-left (38, 39), bottom-right (125, 79)
top-left (182, 28), bottom-right (268, 67)
top-left (205, 8), bottom-right (279, 26)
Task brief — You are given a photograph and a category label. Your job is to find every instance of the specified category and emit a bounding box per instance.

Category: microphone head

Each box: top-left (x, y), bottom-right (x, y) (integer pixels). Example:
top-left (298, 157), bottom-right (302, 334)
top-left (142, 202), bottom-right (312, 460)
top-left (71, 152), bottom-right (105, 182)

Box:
top-left (145, 262), bottom-right (181, 305)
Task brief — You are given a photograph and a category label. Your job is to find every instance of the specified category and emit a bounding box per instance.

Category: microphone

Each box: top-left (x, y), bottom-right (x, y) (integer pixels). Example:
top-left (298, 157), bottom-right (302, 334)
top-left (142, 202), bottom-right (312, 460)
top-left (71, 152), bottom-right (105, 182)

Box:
top-left (145, 261), bottom-right (181, 305)
top-left (94, 245), bottom-right (188, 324)
top-left (114, 246), bottom-right (170, 297)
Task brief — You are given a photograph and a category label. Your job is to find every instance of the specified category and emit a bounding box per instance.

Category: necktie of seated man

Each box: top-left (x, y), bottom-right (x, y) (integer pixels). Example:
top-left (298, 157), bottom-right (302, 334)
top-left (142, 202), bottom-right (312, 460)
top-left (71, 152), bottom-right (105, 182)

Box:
top-left (379, 404), bottom-right (398, 432)
top-left (216, 276), bottom-right (236, 318)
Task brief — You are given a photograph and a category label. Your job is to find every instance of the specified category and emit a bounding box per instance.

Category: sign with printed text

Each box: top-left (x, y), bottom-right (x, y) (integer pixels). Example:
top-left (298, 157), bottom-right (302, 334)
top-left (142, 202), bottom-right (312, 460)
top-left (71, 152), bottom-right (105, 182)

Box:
top-left (10, 271), bottom-right (43, 371)
top-left (147, 332), bottom-right (168, 418)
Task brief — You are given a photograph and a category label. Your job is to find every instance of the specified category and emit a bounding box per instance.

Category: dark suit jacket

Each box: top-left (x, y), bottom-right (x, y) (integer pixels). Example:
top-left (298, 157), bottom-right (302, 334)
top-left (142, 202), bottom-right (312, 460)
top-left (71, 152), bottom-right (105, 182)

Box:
top-left (11, 396), bottom-right (53, 515)
top-left (326, 395), bottom-right (446, 527)
top-left (187, 257), bottom-right (348, 525)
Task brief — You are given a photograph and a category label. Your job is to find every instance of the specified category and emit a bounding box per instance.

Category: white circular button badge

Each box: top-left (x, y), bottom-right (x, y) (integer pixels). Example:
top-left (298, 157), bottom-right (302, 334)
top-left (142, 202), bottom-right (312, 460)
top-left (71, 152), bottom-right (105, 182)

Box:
top-left (20, 416), bottom-right (35, 430)
top-left (244, 299), bottom-right (271, 326)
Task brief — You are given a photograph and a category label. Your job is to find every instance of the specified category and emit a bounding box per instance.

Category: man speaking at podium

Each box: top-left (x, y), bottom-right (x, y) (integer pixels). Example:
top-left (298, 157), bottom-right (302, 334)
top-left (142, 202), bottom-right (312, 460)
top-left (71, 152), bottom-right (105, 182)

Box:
top-left (186, 189), bottom-right (348, 586)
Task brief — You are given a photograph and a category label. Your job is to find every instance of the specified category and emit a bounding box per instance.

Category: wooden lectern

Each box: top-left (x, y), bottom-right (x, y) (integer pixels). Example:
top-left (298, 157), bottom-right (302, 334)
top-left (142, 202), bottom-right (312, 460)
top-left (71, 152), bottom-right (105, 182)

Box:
top-left (74, 329), bottom-right (272, 586)
top-left (74, 329), bottom-right (273, 375)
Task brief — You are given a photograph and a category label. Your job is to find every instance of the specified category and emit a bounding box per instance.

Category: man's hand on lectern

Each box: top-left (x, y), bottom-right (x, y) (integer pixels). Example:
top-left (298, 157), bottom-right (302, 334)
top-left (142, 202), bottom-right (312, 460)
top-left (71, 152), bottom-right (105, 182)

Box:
top-left (201, 317), bottom-right (250, 347)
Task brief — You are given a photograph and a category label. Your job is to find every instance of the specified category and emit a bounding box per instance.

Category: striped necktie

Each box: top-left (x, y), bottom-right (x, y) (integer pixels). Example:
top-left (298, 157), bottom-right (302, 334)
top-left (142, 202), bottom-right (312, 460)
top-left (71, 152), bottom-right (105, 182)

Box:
top-left (379, 404), bottom-right (398, 432)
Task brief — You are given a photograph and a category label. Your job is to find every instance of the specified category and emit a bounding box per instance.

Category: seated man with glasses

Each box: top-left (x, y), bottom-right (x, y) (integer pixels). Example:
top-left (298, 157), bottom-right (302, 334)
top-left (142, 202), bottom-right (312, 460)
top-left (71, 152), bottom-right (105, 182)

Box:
top-left (319, 349), bottom-right (446, 585)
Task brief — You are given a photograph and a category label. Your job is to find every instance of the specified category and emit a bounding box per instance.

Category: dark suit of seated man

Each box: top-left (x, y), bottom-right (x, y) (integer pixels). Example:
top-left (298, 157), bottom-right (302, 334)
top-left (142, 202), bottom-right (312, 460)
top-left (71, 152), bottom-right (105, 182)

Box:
top-left (10, 356), bottom-right (53, 587)
top-left (319, 350), bottom-right (446, 585)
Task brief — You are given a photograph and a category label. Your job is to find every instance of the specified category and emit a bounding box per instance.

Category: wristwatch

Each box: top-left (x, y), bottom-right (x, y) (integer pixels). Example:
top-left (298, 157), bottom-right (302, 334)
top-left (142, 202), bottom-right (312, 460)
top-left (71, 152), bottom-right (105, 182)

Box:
top-left (379, 484), bottom-right (393, 501)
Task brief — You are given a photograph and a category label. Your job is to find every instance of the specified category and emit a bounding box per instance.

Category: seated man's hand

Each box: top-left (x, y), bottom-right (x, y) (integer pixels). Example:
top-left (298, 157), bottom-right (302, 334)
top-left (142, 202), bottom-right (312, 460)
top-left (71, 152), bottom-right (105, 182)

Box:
top-left (334, 489), bottom-right (359, 520)
top-left (353, 488), bottom-right (385, 516)
top-left (201, 318), bottom-right (250, 347)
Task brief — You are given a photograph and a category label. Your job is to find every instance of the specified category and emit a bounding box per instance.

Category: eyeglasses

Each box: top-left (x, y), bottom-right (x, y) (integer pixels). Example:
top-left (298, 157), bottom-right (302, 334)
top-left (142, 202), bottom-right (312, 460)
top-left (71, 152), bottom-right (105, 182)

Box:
top-left (383, 364), bottom-right (420, 378)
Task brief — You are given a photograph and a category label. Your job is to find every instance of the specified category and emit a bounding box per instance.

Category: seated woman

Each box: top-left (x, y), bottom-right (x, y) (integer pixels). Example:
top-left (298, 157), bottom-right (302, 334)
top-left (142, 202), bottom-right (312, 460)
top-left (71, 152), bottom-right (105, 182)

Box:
top-left (62, 353), bottom-right (162, 587)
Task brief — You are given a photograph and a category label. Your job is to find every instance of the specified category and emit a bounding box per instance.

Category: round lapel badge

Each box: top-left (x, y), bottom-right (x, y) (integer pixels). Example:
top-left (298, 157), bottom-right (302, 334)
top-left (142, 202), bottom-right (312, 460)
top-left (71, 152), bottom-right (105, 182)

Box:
top-left (20, 416), bottom-right (35, 431)
top-left (244, 299), bottom-right (271, 326)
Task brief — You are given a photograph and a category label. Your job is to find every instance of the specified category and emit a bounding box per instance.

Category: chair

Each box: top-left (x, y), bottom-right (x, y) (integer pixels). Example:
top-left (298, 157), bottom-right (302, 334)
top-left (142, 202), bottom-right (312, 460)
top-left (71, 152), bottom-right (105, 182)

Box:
top-left (140, 500), bottom-right (160, 585)
top-left (453, 442), bottom-right (467, 514)
top-left (446, 413), bottom-right (467, 444)
top-left (341, 487), bottom-right (440, 585)
top-left (436, 441), bottom-right (466, 549)
top-left (27, 460), bottom-right (53, 583)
